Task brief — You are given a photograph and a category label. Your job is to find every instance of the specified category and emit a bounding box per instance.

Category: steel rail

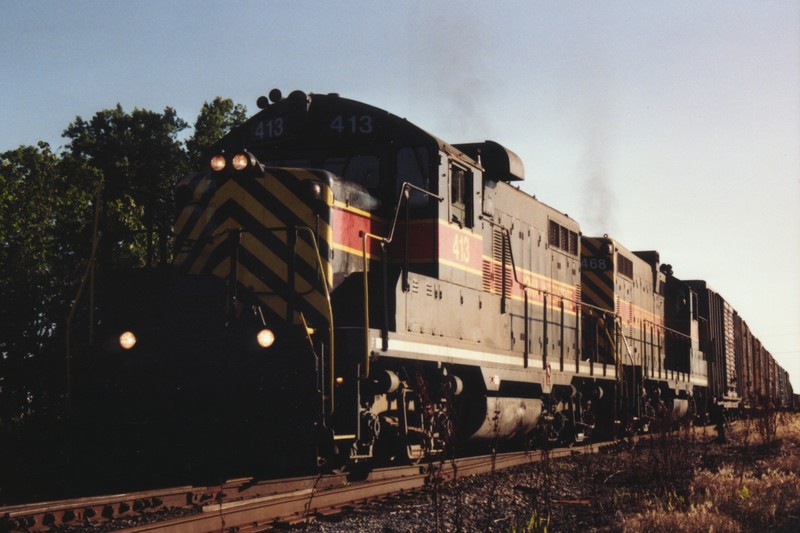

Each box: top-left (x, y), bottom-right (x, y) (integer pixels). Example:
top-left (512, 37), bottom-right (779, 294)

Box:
top-left (116, 446), bottom-right (608, 532)
top-left (0, 474), bottom-right (347, 532)
top-left (3, 432), bottom-right (688, 532)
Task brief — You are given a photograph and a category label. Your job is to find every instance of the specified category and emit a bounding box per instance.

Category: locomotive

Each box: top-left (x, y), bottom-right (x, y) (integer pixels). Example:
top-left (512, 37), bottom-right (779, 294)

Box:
top-left (71, 90), bottom-right (791, 491)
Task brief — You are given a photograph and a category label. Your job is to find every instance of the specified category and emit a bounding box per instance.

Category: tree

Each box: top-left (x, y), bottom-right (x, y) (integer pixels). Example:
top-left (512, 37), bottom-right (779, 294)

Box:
top-left (0, 142), bottom-right (95, 426)
top-left (1, 99), bottom-right (246, 416)
top-left (62, 104), bottom-right (190, 268)
top-left (185, 97), bottom-right (247, 169)
top-left (1, 98), bottom-right (249, 501)
top-left (63, 104), bottom-right (189, 196)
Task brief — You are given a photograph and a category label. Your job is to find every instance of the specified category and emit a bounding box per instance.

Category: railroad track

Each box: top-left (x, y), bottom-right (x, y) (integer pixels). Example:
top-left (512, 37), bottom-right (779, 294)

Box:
top-left (1, 442), bottom-right (615, 532)
top-left (0, 473), bottom-right (347, 532)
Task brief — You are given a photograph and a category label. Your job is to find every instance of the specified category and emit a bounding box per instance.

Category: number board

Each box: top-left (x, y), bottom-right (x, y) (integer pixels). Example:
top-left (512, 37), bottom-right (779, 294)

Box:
top-left (307, 105), bottom-right (385, 145)
top-left (326, 113), bottom-right (376, 136)
top-left (246, 91), bottom-right (400, 149)
top-left (249, 111), bottom-right (381, 144)
top-left (251, 114), bottom-right (291, 143)
top-left (581, 256), bottom-right (613, 272)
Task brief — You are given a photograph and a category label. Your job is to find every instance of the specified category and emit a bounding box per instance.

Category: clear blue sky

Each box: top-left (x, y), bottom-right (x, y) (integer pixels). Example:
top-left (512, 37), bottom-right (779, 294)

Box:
top-left (2, 1), bottom-right (799, 387)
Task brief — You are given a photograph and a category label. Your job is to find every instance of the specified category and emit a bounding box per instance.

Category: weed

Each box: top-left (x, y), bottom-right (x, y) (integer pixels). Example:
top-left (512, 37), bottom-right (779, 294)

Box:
top-left (512, 508), bottom-right (550, 533)
top-left (737, 484), bottom-right (749, 503)
top-left (660, 490), bottom-right (686, 512)
top-left (692, 465), bottom-right (800, 529)
top-left (755, 397), bottom-right (779, 447)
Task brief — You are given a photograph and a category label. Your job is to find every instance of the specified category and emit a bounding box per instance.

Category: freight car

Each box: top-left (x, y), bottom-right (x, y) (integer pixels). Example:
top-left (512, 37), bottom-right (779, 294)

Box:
top-left (66, 90), bottom-right (790, 494)
top-left (685, 281), bottom-right (742, 413)
top-left (680, 280), bottom-right (791, 416)
top-left (733, 313), bottom-right (775, 411)
top-left (778, 366), bottom-right (794, 408)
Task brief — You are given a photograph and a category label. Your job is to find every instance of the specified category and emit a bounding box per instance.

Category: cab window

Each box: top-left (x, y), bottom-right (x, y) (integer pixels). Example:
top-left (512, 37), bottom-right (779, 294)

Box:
top-left (397, 147), bottom-right (430, 207)
top-left (450, 164), bottom-right (473, 228)
top-left (324, 155), bottom-right (379, 188)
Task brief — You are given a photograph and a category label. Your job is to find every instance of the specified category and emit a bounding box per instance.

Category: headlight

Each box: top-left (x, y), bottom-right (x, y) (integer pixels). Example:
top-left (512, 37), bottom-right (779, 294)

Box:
top-left (232, 153), bottom-right (253, 171)
top-left (303, 180), bottom-right (323, 201)
top-left (119, 331), bottom-right (137, 350)
top-left (256, 328), bottom-right (275, 348)
top-left (210, 155), bottom-right (226, 171)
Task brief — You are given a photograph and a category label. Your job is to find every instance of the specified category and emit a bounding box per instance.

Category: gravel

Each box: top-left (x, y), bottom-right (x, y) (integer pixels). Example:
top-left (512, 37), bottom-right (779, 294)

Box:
top-left (297, 427), bottom-right (728, 532)
top-left (298, 444), bottom-right (636, 532)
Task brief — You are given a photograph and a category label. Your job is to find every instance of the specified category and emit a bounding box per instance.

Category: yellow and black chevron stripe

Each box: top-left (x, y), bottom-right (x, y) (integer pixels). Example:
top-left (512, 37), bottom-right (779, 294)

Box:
top-left (174, 168), bottom-right (333, 329)
top-left (581, 237), bottom-right (615, 311)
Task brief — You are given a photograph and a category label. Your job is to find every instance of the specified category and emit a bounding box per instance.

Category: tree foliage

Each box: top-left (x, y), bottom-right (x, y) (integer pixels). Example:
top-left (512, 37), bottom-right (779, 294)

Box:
top-left (0, 98), bottom-right (246, 430)
top-left (185, 97), bottom-right (248, 168)
top-left (0, 142), bottom-right (97, 429)
top-left (62, 105), bottom-right (189, 198)
top-left (61, 105), bottom-right (191, 267)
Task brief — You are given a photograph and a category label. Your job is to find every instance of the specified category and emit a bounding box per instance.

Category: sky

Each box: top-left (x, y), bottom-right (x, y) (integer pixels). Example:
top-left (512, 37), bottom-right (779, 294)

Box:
top-left (2, 1), bottom-right (798, 388)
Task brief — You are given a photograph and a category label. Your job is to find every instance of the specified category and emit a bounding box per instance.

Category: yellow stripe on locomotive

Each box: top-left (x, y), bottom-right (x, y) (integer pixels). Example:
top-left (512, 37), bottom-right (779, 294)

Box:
top-left (174, 152), bottom-right (334, 328)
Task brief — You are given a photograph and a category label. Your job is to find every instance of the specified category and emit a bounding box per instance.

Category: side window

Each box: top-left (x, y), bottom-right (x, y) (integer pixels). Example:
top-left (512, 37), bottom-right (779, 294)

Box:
top-left (450, 163), bottom-right (473, 228)
top-left (396, 147), bottom-right (430, 207)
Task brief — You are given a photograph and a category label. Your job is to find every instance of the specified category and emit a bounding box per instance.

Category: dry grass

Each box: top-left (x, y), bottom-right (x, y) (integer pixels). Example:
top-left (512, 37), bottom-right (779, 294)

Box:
top-left (616, 504), bottom-right (743, 533)
top-left (612, 412), bottom-right (800, 532)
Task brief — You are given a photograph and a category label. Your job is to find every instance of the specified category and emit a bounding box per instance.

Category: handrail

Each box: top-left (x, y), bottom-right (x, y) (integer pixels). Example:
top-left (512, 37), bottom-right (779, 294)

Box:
top-left (359, 182), bottom-right (443, 378)
top-left (217, 224), bottom-right (336, 414)
top-left (295, 226), bottom-right (336, 414)
top-left (65, 181), bottom-right (104, 412)
top-left (477, 215), bottom-right (692, 377)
